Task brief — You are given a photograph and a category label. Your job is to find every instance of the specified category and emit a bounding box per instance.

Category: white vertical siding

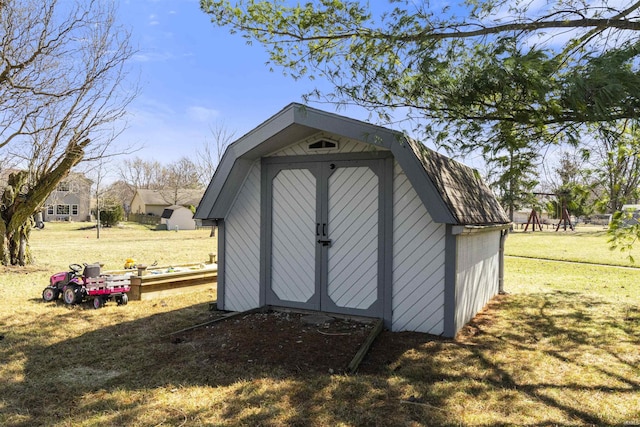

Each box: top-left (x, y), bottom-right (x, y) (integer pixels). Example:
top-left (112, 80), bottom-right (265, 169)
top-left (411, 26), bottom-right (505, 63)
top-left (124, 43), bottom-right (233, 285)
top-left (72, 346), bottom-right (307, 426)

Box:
top-left (223, 162), bottom-right (261, 311)
top-left (327, 166), bottom-right (378, 309)
top-left (271, 169), bottom-right (317, 302)
top-left (392, 162), bottom-right (446, 334)
top-left (267, 133), bottom-right (385, 157)
top-left (455, 231), bottom-right (500, 330)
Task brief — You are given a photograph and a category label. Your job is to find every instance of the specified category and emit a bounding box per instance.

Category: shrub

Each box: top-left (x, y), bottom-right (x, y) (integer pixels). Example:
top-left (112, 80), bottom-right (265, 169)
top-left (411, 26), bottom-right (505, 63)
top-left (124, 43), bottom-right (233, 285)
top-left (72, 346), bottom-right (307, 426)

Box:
top-left (100, 204), bottom-right (124, 227)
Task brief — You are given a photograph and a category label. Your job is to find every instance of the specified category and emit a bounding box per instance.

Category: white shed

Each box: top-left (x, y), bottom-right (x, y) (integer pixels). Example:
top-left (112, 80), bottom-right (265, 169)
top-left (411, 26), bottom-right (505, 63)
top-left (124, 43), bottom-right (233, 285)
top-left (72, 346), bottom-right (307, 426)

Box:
top-left (195, 104), bottom-right (510, 337)
top-left (161, 205), bottom-right (196, 230)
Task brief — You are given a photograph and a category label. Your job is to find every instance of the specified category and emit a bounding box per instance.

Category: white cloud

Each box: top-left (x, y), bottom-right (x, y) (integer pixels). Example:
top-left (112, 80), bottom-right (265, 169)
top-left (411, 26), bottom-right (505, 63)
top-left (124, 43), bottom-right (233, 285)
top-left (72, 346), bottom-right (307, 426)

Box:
top-left (132, 50), bottom-right (175, 62)
top-left (187, 106), bottom-right (220, 123)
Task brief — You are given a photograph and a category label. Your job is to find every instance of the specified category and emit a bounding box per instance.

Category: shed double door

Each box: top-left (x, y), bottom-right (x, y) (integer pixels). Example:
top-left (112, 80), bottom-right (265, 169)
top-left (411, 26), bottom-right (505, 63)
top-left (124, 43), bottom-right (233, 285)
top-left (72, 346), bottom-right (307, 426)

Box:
top-left (264, 158), bottom-right (385, 317)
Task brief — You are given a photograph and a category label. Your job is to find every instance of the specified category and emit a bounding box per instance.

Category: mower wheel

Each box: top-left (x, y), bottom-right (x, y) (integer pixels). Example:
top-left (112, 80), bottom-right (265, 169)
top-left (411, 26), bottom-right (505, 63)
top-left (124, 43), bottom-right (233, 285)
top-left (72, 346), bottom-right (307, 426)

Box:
top-left (42, 286), bottom-right (59, 302)
top-left (63, 286), bottom-right (77, 304)
top-left (118, 293), bottom-right (128, 306)
top-left (92, 296), bottom-right (104, 309)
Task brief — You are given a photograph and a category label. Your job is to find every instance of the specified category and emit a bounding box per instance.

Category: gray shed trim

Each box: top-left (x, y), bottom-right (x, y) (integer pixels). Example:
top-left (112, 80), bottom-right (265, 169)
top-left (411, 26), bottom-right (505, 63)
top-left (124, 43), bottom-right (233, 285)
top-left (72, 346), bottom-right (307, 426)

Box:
top-left (216, 220), bottom-right (226, 310)
top-left (443, 224), bottom-right (458, 337)
top-left (259, 152), bottom-right (394, 324)
top-left (195, 103), bottom-right (508, 226)
top-left (382, 156), bottom-right (394, 329)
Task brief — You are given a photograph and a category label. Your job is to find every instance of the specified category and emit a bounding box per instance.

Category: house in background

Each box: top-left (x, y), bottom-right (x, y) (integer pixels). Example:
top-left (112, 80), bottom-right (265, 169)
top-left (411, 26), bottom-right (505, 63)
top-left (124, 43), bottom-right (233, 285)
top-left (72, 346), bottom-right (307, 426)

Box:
top-left (196, 103), bottom-right (511, 338)
top-left (130, 188), bottom-right (204, 217)
top-left (43, 173), bottom-right (92, 222)
top-left (0, 170), bottom-right (92, 223)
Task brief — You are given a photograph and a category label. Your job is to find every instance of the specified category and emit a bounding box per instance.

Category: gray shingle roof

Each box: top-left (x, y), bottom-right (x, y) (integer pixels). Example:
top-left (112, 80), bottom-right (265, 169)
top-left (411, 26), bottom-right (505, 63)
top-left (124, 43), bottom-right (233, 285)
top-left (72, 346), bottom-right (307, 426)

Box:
top-left (407, 138), bottom-right (510, 225)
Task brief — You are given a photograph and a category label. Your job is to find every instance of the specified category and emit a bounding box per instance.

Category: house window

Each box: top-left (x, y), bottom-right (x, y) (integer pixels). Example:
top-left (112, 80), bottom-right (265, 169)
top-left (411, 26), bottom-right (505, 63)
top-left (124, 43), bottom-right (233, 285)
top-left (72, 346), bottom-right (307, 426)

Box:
top-left (47, 205), bottom-right (54, 215)
top-left (71, 205), bottom-right (78, 216)
top-left (57, 182), bottom-right (70, 192)
top-left (56, 205), bottom-right (70, 215)
top-left (308, 140), bottom-right (338, 150)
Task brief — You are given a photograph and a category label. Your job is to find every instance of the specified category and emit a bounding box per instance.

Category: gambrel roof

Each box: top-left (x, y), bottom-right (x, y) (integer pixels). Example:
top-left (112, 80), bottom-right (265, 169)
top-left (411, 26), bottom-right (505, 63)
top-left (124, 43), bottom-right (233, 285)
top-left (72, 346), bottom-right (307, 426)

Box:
top-left (195, 103), bottom-right (509, 226)
top-left (406, 138), bottom-right (510, 225)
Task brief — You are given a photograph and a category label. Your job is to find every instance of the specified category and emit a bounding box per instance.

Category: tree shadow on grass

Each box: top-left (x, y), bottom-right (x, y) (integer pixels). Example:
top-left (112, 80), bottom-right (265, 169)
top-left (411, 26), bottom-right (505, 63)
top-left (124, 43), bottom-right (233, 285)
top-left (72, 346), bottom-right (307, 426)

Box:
top-left (2, 302), bottom-right (435, 427)
top-left (2, 292), bottom-right (639, 426)
top-left (361, 292), bottom-right (640, 426)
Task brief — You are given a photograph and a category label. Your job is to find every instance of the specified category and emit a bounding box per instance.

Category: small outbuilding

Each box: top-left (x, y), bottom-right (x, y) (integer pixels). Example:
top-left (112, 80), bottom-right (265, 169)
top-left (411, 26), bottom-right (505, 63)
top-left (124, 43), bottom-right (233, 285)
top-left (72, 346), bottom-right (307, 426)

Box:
top-left (619, 204), bottom-right (640, 227)
top-left (196, 104), bottom-right (510, 337)
top-left (131, 188), bottom-right (204, 216)
top-left (161, 205), bottom-right (196, 230)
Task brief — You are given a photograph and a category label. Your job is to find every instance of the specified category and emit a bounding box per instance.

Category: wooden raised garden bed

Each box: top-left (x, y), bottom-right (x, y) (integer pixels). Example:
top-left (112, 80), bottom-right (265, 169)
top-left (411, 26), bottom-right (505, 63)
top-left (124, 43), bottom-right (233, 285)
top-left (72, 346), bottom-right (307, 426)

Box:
top-left (125, 262), bottom-right (217, 301)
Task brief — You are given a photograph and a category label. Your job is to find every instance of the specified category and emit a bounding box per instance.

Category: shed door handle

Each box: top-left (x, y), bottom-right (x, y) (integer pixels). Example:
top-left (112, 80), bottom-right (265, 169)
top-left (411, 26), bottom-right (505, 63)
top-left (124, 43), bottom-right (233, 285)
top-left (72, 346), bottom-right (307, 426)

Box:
top-left (317, 238), bottom-right (332, 247)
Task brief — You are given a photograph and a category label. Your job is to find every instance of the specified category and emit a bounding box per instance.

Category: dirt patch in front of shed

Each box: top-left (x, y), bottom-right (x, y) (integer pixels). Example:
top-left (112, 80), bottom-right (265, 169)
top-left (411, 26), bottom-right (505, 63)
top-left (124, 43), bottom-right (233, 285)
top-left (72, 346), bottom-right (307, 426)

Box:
top-left (172, 311), bottom-right (377, 374)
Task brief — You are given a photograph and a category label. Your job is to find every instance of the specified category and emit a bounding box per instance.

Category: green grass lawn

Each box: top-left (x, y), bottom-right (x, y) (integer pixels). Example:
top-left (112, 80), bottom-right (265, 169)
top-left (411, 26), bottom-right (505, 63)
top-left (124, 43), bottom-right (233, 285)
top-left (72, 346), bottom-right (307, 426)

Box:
top-left (506, 225), bottom-right (640, 267)
top-left (0, 222), bottom-right (638, 426)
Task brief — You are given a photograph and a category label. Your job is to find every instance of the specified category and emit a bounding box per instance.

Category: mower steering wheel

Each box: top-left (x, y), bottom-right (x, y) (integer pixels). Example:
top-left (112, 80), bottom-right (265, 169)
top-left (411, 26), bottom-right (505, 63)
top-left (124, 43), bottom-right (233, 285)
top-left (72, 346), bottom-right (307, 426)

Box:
top-left (69, 263), bottom-right (83, 274)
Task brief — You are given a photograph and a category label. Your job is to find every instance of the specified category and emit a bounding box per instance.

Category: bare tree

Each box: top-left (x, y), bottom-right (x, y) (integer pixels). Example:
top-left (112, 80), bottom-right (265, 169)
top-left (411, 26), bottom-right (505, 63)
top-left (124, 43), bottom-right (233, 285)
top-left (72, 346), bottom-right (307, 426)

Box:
top-left (105, 180), bottom-right (136, 217)
top-left (158, 157), bottom-right (202, 206)
top-left (117, 157), bottom-right (164, 192)
top-left (0, 0), bottom-right (137, 265)
top-left (84, 157), bottom-right (116, 239)
top-left (195, 121), bottom-right (236, 187)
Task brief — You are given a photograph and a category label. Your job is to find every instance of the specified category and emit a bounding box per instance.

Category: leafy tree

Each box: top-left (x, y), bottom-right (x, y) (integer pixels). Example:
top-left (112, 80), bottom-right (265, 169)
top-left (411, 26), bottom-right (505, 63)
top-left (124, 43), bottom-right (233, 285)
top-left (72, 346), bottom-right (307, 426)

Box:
top-left (0, 0), bottom-right (136, 265)
top-left (544, 151), bottom-right (593, 219)
top-left (550, 184), bottom-right (592, 219)
top-left (202, 0), bottom-right (640, 250)
top-left (587, 120), bottom-right (640, 213)
top-left (449, 41), bottom-right (553, 220)
top-left (201, 0), bottom-right (640, 134)
top-left (586, 120), bottom-right (640, 258)
top-left (483, 122), bottom-right (540, 222)
top-left (553, 151), bottom-right (588, 188)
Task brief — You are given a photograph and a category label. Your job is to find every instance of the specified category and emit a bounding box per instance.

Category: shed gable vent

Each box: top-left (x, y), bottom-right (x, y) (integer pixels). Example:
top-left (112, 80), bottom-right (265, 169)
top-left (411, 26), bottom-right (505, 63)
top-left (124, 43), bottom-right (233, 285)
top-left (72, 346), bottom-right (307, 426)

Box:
top-left (308, 140), bottom-right (338, 150)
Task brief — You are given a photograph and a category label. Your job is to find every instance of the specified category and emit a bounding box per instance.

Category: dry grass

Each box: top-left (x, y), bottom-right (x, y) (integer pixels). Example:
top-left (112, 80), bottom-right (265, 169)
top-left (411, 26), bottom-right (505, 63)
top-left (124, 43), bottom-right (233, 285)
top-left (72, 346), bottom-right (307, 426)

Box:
top-left (0, 222), bottom-right (639, 426)
top-left (28, 221), bottom-right (216, 271)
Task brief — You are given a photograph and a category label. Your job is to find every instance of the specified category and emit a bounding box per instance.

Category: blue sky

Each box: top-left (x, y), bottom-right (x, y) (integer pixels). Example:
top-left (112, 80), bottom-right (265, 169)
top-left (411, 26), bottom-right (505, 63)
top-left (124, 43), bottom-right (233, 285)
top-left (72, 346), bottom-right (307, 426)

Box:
top-left (116, 0), bottom-right (368, 163)
top-left (112, 0), bottom-right (591, 174)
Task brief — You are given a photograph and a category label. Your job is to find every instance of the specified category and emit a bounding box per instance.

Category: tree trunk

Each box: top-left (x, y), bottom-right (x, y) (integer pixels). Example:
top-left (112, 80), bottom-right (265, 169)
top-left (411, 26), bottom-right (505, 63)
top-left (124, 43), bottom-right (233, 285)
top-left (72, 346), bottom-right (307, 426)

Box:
top-left (0, 141), bottom-right (87, 265)
top-left (0, 205), bottom-right (34, 266)
top-left (0, 220), bottom-right (8, 266)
